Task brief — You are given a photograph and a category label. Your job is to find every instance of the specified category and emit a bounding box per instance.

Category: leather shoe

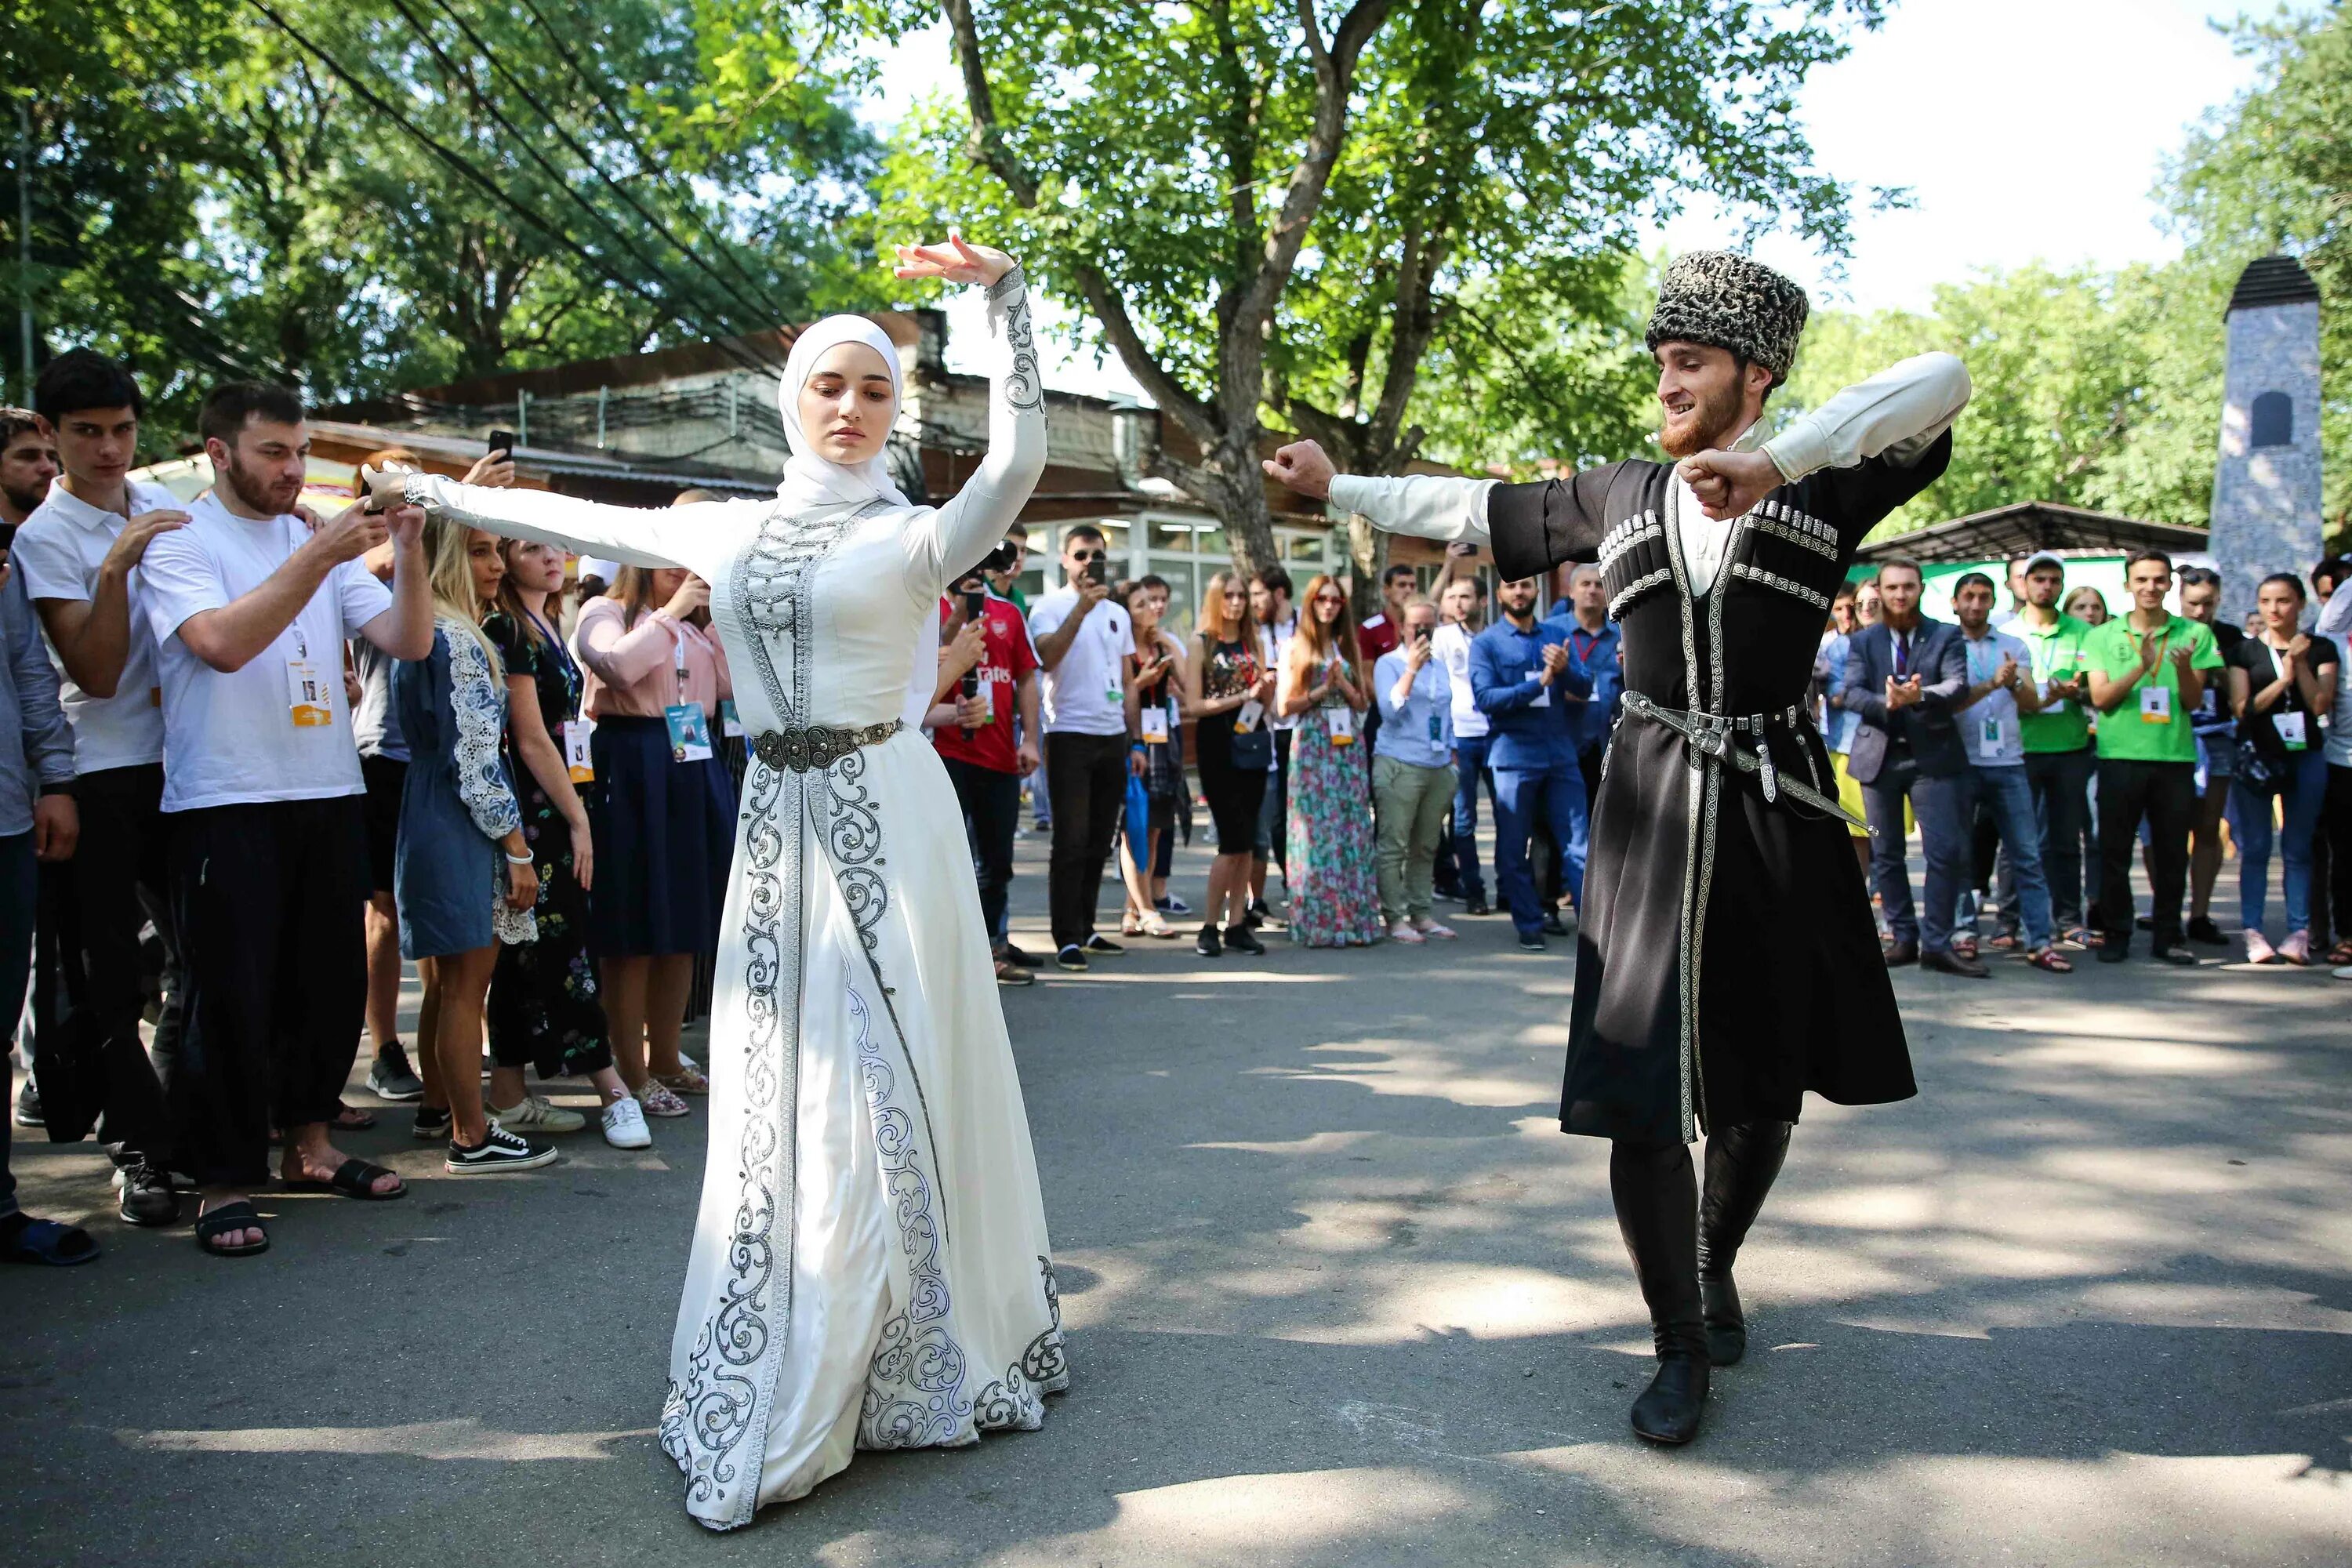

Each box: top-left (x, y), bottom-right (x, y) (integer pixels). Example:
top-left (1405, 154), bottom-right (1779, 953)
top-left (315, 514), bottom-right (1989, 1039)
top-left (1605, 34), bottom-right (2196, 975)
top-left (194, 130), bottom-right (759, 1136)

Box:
top-left (1922, 948), bottom-right (1990, 978)
top-left (1542, 909), bottom-right (1572, 937)
top-left (1882, 940), bottom-right (1918, 967)
top-left (1629, 1354), bottom-right (1710, 1445)
top-left (2185, 916), bottom-right (2227, 946)
top-left (2095, 941), bottom-right (2129, 964)
top-left (1698, 1273), bottom-right (1745, 1367)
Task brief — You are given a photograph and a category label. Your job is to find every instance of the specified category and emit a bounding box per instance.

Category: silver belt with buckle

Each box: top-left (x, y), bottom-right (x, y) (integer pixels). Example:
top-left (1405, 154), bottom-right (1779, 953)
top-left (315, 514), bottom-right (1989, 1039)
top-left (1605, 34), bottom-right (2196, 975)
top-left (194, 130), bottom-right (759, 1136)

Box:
top-left (750, 719), bottom-right (902, 773)
top-left (1621, 692), bottom-right (1867, 833)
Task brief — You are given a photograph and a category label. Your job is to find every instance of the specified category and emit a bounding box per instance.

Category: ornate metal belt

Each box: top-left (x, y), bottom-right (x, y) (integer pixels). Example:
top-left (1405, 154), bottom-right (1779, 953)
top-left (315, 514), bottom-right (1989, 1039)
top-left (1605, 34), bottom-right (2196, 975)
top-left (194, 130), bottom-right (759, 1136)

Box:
top-left (750, 718), bottom-right (902, 772)
top-left (1621, 692), bottom-right (1867, 833)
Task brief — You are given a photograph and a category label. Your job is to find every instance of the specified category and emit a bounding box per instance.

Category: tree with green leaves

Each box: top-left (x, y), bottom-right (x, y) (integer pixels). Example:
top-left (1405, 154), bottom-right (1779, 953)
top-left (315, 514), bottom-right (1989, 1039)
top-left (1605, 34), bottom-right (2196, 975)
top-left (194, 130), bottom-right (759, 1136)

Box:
top-left (877, 0), bottom-right (1891, 583)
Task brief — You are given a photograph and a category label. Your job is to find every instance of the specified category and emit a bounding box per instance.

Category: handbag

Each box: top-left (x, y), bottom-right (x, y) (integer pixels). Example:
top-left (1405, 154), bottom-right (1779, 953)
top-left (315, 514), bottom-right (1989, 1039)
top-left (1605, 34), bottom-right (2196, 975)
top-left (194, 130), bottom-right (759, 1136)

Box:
top-left (2234, 735), bottom-right (2281, 794)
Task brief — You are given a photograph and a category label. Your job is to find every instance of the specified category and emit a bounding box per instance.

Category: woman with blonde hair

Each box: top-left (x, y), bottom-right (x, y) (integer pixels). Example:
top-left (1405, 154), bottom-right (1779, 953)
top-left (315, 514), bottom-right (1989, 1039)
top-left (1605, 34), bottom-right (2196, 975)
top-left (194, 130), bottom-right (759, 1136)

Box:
top-left (392, 518), bottom-right (551, 1173)
top-left (367, 234), bottom-right (1065, 1526)
top-left (1277, 573), bottom-right (1379, 946)
top-left (1185, 569), bottom-right (1274, 955)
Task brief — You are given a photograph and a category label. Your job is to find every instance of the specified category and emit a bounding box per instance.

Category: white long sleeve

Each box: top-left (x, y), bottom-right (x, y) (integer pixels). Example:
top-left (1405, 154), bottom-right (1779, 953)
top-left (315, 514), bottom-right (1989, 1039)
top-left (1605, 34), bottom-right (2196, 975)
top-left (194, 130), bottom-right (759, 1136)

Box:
top-left (405, 473), bottom-right (755, 579)
top-left (1326, 474), bottom-right (1497, 544)
top-left (897, 270), bottom-right (1048, 601)
top-left (1762, 351), bottom-right (1973, 482)
top-left (2317, 582), bottom-right (2352, 641)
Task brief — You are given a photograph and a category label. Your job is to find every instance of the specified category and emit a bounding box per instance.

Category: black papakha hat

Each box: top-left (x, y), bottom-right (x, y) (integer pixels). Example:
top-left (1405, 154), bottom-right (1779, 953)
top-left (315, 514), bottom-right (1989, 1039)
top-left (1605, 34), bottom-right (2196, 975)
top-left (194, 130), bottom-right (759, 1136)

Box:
top-left (1644, 251), bottom-right (1811, 381)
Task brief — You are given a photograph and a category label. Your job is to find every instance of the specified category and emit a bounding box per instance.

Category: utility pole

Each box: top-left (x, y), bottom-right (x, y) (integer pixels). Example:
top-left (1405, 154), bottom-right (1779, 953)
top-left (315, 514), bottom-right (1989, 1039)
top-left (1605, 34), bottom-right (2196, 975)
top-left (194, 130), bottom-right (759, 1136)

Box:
top-left (16, 100), bottom-right (32, 404)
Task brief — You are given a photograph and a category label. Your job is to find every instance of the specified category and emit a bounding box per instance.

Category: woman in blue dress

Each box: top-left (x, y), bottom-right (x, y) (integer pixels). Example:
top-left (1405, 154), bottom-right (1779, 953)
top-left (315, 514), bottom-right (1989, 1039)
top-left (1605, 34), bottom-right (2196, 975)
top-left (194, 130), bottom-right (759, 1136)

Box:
top-left (393, 517), bottom-right (554, 1174)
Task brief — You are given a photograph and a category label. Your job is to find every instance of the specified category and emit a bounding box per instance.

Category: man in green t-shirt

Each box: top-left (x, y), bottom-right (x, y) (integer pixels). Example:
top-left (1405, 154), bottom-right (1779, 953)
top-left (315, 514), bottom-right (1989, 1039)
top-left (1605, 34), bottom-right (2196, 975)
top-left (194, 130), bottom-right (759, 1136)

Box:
top-left (1999, 551), bottom-right (2099, 948)
top-left (2085, 548), bottom-right (2226, 964)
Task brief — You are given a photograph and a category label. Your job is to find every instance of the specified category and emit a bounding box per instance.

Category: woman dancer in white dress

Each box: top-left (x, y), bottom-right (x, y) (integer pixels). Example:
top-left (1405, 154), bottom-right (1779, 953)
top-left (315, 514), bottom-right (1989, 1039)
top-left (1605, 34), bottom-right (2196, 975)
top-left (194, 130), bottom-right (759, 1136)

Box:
top-left (371, 236), bottom-right (1065, 1529)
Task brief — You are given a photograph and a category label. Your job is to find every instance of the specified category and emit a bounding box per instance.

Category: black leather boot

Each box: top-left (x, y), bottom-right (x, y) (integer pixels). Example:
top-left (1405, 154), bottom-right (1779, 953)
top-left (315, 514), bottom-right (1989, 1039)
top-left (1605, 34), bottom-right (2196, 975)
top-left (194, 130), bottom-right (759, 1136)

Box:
top-left (1610, 1138), bottom-right (1709, 1445)
top-left (1696, 1120), bottom-right (1791, 1367)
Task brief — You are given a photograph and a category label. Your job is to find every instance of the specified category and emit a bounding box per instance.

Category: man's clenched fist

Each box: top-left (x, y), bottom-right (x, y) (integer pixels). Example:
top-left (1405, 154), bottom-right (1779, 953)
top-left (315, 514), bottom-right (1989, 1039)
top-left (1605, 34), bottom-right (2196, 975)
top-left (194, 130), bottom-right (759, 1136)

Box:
top-left (1675, 448), bottom-right (1786, 521)
top-left (1263, 440), bottom-right (1336, 501)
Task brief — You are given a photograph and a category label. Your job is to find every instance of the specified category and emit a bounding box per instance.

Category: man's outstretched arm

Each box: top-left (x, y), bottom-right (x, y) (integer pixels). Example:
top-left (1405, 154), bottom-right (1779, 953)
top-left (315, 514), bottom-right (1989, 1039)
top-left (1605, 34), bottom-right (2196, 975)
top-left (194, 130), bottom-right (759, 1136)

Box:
top-left (1265, 441), bottom-right (1617, 579)
top-left (1679, 353), bottom-right (1973, 521)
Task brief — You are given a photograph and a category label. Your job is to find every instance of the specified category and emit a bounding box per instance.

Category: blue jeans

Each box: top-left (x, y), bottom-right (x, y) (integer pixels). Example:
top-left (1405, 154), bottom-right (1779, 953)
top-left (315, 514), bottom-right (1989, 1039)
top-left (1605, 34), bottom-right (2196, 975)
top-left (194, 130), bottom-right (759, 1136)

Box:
top-left (1450, 733), bottom-right (1495, 902)
top-left (0, 832), bottom-right (39, 1219)
top-left (1958, 764), bottom-right (2053, 949)
top-left (2234, 747), bottom-right (2329, 936)
top-left (1492, 762), bottom-right (1588, 935)
top-left (1861, 756), bottom-right (1971, 953)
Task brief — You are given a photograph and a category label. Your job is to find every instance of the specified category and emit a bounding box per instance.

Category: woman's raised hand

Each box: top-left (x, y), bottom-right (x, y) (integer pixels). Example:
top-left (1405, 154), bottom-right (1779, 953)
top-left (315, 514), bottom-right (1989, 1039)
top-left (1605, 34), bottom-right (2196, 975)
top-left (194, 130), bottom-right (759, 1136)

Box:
top-left (664, 575), bottom-right (711, 620)
top-left (892, 232), bottom-right (1015, 289)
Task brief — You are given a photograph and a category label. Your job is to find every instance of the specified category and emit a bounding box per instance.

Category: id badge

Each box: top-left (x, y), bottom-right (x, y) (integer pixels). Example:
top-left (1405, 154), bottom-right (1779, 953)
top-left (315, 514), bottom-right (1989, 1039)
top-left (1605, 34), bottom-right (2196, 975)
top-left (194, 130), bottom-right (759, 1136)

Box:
top-left (2139, 684), bottom-right (2171, 724)
top-left (981, 682), bottom-right (998, 723)
top-left (1235, 699), bottom-right (1265, 734)
top-left (286, 659), bottom-right (333, 728)
top-left (1327, 707), bottom-right (1356, 745)
top-left (1141, 704), bottom-right (1170, 744)
top-left (1981, 717), bottom-right (2003, 752)
top-left (1529, 678), bottom-right (1550, 709)
top-left (1428, 710), bottom-right (1444, 745)
top-left (563, 718), bottom-right (596, 783)
top-left (665, 702), bottom-right (713, 762)
top-left (2278, 710), bottom-right (2309, 750)
top-left (719, 699), bottom-right (746, 739)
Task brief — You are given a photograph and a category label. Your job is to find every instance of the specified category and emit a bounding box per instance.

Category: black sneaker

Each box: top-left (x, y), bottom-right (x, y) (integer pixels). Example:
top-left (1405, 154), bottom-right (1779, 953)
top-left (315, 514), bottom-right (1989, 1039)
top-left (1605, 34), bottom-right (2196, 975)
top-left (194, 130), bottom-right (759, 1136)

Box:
top-left (2095, 942), bottom-right (2130, 964)
top-left (12, 1077), bottom-right (41, 1128)
top-left (1222, 922), bottom-right (1266, 956)
top-left (1055, 944), bottom-right (1088, 972)
top-left (2185, 916), bottom-right (2227, 946)
top-left (445, 1123), bottom-right (559, 1175)
top-left (1000, 942), bottom-right (1046, 969)
top-left (1081, 934), bottom-right (1126, 957)
top-left (1519, 932), bottom-right (1548, 952)
top-left (1541, 909), bottom-right (1572, 937)
top-left (412, 1104), bottom-right (453, 1142)
top-left (1156, 894), bottom-right (1192, 916)
top-left (1465, 895), bottom-right (1491, 917)
top-left (367, 1042), bottom-right (425, 1102)
top-left (1196, 924), bottom-right (1222, 958)
top-left (114, 1159), bottom-right (181, 1227)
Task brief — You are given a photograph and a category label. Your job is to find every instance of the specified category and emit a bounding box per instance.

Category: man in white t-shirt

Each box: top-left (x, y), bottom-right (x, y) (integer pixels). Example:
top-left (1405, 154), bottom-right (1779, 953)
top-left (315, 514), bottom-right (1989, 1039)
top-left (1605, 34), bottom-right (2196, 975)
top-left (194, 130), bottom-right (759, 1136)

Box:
top-left (139, 381), bottom-right (432, 1254)
top-left (1430, 574), bottom-right (1493, 916)
top-left (1025, 523), bottom-right (1138, 971)
top-left (12, 351), bottom-right (190, 1225)
top-left (1247, 564), bottom-right (1299, 924)
top-left (1948, 571), bottom-right (2065, 974)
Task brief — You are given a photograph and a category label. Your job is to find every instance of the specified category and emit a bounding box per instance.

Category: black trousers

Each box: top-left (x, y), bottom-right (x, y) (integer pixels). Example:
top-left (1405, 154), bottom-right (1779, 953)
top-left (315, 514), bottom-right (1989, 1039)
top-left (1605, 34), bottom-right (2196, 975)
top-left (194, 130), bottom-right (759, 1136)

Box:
top-left (943, 755), bottom-right (1022, 944)
top-left (2324, 762), bottom-right (2352, 946)
top-left (169, 796), bottom-right (369, 1187)
top-left (2097, 757), bottom-right (2195, 949)
top-left (1044, 731), bottom-right (1129, 949)
top-left (31, 763), bottom-right (179, 1167)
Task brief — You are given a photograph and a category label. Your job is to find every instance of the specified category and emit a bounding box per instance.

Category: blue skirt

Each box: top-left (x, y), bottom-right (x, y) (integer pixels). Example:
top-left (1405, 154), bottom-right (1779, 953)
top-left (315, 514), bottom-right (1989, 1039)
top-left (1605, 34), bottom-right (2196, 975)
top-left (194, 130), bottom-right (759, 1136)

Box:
top-left (586, 714), bottom-right (737, 958)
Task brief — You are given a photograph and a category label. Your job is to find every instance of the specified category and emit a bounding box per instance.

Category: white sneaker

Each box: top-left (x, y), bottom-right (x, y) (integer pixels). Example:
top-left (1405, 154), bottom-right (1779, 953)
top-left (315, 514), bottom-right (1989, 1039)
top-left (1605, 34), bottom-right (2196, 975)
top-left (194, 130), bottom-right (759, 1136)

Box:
top-left (1387, 920), bottom-right (1426, 944)
top-left (601, 1096), bottom-right (652, 1149)
top-left (2334, 964), bottom-right (2352, 981)
top-left (1413, 918), bottom-right (1458, 940)
top-left (489, 1094), bottom-right (586, 1134)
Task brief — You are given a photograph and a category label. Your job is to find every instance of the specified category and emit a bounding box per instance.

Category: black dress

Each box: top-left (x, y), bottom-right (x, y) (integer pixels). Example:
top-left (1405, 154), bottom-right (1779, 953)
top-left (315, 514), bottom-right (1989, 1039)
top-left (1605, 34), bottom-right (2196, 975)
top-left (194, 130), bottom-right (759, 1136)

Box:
top-left (1484, 437), bottom-right (1954, 1145)
top-left (484, 610), bottom-right (615, 1080)
top-left (1192, 635), bottom-right (1269, 851)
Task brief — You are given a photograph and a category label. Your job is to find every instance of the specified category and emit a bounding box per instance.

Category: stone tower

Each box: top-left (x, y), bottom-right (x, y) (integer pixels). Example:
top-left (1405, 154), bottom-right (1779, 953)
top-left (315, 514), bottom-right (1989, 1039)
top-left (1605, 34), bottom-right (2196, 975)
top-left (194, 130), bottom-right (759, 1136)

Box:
top-left (2209, 255), bottom-right (2323, 622)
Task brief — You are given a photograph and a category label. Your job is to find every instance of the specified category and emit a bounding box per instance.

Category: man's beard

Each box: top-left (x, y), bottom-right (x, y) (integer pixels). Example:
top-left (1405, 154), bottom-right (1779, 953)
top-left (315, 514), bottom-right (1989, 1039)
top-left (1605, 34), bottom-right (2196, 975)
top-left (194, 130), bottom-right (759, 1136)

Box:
top-left (220, 453), bottom-right (302, 516)
top-left (1657, 379), bottom-right (1748, 460)
top-left (1, 479), bottom-right (45, 516)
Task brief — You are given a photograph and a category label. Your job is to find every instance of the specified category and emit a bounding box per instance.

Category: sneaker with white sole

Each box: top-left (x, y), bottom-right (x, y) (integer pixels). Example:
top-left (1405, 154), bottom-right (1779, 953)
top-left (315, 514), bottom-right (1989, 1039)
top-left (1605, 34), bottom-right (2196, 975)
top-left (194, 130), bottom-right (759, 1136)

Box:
top-left (601, 1096), bottom-right (652, 1149)
top-left (366, 1043), bottom-right (425, 1102)
top-left (638, 1081), bottom-right (693, 1118)
top-left (445, 1123), bottom-right (559, 1175)
top-left (1387, 920), bottom-right (1426, 944)
top-left (489, 1094), bottom-right (586, 1134)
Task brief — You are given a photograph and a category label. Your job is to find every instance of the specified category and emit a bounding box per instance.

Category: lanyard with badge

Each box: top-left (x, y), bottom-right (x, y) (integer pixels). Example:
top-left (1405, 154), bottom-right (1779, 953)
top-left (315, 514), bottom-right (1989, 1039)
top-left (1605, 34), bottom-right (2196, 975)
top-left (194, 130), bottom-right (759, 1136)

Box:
top-left (528, 607), bottom-right (597, 784)
top-left (2034, 626), bottom-right (2079, 715)
top-left (1324, 659), bottom-right (1357, 744)
top-left (664, 622), bottom-right (713, 763)
top-left (281, 519), bottom-right (333, 728)
top-left (1966, 637), bottom-right (2010, 755)
top-left (2267, 643), bottom-right (2310, 750)
top-left (2135, 625), bottom-right (2174, 724)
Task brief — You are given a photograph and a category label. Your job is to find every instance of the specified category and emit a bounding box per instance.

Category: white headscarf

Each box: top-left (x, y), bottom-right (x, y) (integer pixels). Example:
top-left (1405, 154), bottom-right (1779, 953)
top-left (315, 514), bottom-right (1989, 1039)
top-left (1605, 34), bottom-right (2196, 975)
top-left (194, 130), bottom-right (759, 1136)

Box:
top-left (776, 314), bottom-right (911, 513)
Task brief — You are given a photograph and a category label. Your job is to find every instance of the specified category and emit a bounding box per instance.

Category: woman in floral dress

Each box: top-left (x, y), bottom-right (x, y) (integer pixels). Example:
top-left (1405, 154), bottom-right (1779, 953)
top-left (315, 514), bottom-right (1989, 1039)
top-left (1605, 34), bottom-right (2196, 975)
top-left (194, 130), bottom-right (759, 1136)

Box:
top-left (1278, 573), bottom-right (1381, 946)
top-left (483, 538), bottom-right (652, 1150)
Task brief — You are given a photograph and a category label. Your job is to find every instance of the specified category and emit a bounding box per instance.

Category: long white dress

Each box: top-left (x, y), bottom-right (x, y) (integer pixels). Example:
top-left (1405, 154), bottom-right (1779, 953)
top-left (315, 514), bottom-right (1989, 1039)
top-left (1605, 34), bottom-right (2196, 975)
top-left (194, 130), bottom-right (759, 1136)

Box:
top-left (406, 273), bottom-right (1065, 1530)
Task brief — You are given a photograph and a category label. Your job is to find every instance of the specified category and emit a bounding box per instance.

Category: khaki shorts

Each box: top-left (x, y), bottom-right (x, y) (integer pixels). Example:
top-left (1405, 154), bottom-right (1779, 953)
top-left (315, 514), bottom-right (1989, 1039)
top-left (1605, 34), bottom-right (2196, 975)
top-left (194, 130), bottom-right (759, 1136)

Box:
top-left (1831, 751), bottom-right (1911, 840)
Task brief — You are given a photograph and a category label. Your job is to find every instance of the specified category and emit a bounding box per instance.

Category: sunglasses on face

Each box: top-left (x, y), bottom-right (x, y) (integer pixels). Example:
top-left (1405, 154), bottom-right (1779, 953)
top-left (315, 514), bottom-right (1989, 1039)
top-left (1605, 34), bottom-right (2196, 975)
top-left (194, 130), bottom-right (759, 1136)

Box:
top-left (1073, 550), bottom-right (1105, 563)
top-left (1315, 593), bottom-right (1345, 605)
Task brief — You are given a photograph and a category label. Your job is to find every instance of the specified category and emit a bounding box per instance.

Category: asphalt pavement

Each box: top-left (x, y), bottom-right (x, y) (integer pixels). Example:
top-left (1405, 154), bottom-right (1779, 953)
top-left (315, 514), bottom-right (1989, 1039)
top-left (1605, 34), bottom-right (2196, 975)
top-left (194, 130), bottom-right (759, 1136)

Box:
top-left (4, 826), bottom-right (2348, 1566)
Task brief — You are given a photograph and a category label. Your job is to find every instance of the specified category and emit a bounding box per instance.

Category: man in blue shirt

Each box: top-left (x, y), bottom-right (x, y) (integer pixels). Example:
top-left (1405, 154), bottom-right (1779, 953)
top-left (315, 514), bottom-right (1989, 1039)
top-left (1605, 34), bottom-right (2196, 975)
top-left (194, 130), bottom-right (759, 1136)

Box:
top-left (1472, 576), bottom-right (1591, 950)
top-left (1548, 564), bottom-right (1624, 816)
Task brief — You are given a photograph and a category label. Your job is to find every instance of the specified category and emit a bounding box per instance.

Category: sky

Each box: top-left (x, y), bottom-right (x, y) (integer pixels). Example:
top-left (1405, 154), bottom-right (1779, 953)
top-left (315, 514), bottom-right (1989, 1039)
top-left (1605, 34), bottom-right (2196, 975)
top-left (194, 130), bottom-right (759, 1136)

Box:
top-left (914, 0), bottom-right (2299, 397)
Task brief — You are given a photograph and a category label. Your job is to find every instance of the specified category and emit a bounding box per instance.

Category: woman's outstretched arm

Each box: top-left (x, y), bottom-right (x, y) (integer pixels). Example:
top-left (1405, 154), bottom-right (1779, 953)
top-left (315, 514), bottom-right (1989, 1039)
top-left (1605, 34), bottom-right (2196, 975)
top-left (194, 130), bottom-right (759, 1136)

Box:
top-left (892, 238), bottom-right (1049, 597)
top-left (371, 467), bottom-right (742, 575)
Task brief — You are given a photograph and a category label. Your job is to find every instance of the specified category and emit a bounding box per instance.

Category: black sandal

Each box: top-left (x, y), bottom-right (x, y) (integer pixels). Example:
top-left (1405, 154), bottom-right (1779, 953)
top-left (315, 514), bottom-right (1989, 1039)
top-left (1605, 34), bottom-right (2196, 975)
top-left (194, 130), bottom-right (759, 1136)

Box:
top-left (194, 1201), bottom-right (270, 1257)
top-left (284, 1158), bottom-right (405, 1202)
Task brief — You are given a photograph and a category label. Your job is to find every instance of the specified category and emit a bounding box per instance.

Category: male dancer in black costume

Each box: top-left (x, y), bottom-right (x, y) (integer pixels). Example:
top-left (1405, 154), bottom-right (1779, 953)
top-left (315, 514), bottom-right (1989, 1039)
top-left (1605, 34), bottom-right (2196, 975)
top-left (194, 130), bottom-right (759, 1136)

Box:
top-left (1266, 252), bottom-right (1970, 1444)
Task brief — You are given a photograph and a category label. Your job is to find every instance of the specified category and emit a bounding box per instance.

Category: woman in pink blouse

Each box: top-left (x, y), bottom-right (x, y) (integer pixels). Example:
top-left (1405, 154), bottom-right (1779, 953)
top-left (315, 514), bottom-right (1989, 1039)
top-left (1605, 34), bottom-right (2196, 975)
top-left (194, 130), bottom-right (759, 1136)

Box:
top-left (572, 564), bottom-right (734, 1119)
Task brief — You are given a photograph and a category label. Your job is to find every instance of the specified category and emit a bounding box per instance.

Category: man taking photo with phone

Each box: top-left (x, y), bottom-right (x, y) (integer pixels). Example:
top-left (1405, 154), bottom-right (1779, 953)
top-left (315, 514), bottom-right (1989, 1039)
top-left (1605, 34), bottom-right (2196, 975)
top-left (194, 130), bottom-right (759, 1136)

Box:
top-left (932, 542), bottom-right (1043, 985)
top-left (1027, 524), bottom-right (1139, 971)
